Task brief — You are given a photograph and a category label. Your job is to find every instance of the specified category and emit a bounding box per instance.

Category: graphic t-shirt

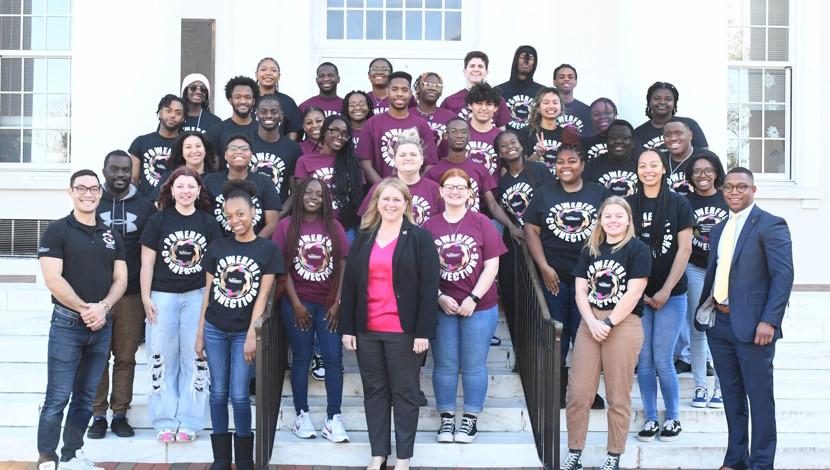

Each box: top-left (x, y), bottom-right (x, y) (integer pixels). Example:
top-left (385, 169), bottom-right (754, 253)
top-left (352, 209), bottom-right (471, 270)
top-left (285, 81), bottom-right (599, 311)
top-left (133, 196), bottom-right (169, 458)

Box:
top-left (556, 99), bottom-right (593, 135)
top-left (369, 94), bottom-right (417, 115)
top-left (424, 158), bottom-right (494, 212)
top-left (424, 210), bottom-right (508, 310)
top-left (249, 134), bottom-right (303, 202)
top-left (686, 191), bottom-right (729, 269)
top-left (634, 116), bottom-right (708, 154)
top-left (584, 155), bottom-right (639, 198)
top-left (276, 92), bottom-right (304, 135)
top-left (410, 106), bottom-right (456, 158)
top-left (204, 236), bottom-right (283, 332)
top-left (467, 125), bottom-right (501, 186)
top-left (294, 152), bottom-right (337, 204)
top-left (203, 171), bottom-right (282, 236)
top-left (496, 79), bottom-right (544, 131)
top-left (626, 192), bottom-right (695, 297)
top-left (140, 207), bottom-right (222, 293)
top-left (521, 126), bottom-right (564, 171)
top-left (496, 161), bottom-right (550, 227)
top-left (358, 177), bottom-right (442, 226)
top-left (299, 95), bottom-right (343, 118)
top-left (351, 127), bottom-right (363, 149)
top-left (129, 131), bottom-right (178, 201)
top-left (581, 134), bottom-right (608, 161)
top-left (272, 217), bottom-right (349, 305)
top-left (665, 149), bottom-right (700, 195)
top-left (524, 181), bottom-right (610, 282)
top-left (356, 112), bottom-right (439, 178)
top-left (439, 88), bottom-right (512, 128)
top-left (183, 110), bottom-right (222, 134)
top-left (571, 239), bottom-right (652, 316)
top-left (205, 118), bottom-right (258, 170)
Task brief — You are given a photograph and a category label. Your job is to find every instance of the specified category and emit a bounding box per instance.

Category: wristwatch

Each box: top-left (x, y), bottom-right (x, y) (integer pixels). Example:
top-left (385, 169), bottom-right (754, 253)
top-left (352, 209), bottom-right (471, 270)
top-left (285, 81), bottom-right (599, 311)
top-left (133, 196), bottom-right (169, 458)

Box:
top-left (602, 317), bottom-right (615, 328)
top-left (467, 293), bottom-right (481, 304)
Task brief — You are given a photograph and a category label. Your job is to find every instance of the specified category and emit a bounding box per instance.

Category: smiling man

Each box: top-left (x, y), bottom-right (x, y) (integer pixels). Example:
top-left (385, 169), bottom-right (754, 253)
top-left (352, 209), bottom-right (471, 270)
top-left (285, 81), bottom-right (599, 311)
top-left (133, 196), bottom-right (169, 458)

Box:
top-left (553, 64), bottom-right (593, 135)
top-left (206, 76), bottom-right (260, 172)
top-left (440, 51), bottom-right (512, 127)
top-left (129, 94), bottom-right (186, 202)
top-left (299, 62), bottom-right (343, 117)
top-left (249, 95), bottom-right (302, 211)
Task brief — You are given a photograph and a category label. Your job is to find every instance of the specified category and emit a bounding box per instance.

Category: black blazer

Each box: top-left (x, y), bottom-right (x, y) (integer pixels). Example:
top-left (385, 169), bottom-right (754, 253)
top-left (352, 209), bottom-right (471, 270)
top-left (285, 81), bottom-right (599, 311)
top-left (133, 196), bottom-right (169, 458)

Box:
top-left (339, 218), bottom-right (440, 339)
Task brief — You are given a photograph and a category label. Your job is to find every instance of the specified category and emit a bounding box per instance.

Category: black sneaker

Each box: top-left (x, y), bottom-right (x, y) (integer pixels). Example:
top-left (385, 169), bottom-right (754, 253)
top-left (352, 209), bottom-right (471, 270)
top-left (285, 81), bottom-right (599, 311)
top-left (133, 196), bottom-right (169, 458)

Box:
top-left (437, 412), bottom-right (455, 443)
top-left (706, 361), bottom-right (715, 377)
top-left (659, 419), bottom-right (682, 441)
top-left (559, 451), bottom-right (583, 470)
top-left (599, 454), bottom-right (620, 470)
top-left (310, 353), bottom-right (325, 381)
top-left (455, 413), bottom-right (478, 443)
top-left (86, 418), bottom-right (107, 439)
top-left (674, 359), bottom-right (691, 374)
top-left (636, 420), bottom-right (659, 442)
top-left (110, 416), bottom-right (135, 437)
top-left (490, 335), bottom-right (502, 346)
top-left (591, 393), bottom-right (605, 410)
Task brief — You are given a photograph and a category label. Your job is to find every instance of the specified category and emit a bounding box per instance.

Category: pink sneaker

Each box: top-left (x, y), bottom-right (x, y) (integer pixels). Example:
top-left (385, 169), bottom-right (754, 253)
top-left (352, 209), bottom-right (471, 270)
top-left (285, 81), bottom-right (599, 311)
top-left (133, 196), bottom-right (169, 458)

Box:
top-left (176, 429), bottom-right (198, 442)
top-left (157, 429), bottom-right (176, 442)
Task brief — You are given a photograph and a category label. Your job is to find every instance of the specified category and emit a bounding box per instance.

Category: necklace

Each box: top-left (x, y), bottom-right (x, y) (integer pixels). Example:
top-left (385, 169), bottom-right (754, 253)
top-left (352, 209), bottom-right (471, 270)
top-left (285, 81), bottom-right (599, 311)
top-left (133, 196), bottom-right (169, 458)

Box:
top-left (669, 148), bottom-right (693, 176)
top-left (445, 211), bottom-right (466, 237)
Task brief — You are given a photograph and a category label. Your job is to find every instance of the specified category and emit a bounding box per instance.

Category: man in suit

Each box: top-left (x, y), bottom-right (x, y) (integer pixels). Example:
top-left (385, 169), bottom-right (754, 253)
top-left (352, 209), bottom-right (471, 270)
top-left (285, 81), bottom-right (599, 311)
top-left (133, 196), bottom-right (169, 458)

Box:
top-left (699, 167), bottom-right (794, 470)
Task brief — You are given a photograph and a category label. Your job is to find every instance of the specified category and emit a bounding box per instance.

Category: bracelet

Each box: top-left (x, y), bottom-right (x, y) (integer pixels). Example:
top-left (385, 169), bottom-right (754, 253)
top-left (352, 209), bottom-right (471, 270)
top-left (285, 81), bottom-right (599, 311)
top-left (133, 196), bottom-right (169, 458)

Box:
top-left (467, 293), bottom-right (481, 304)
top-left (602, 317), bottom-right (615, 328)
top-left (100, 300), bottom-right (111, 314)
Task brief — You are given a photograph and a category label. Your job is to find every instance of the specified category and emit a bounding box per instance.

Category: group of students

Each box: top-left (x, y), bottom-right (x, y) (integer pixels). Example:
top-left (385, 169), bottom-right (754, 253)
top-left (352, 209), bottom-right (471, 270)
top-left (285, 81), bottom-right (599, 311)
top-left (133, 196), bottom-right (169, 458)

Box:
top-left (38, 44), bottom-right (736, 470)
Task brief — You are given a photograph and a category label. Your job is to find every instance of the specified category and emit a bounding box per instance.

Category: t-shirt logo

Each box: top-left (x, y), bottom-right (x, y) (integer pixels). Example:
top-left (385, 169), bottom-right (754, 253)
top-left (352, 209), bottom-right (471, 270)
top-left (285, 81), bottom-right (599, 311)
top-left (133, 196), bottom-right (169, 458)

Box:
top-left (587, 259), bottom-right (628, 308)
top-left (381, 128), bottom-right (413, 169)
top-left (587, 142), bottom-right (607, 160)
top-left (373, 106), bottom-right (389, 115)
top-left (294, 234), bottom-right (334, 281)
top-left (412, 195), bottom-right (432, 226)
top-left (545, 202), bottom-right (598, 242)
top-left (250, 152), bottom-right (287, 195)
top-left (213, 255), bottom-right (261, 308)
top-left (667, 172), bottom-right (693, 195)
top-left (142, 146), bottom-right (172, 187)
top-left (598, 170), bottom-right (638, 197)
top-left (506, 94), bottom-right (534, 129)
top-left (555, 114), bottom-right (584, 133)
top-left (213, 194), bottom-right (264, 232)
top-left (323, 110), bottom-right (340, 118)
top-left (501, 182), bottom-right (534, 226)
top-left (466, 141), bottom-right (498, 176)
top-left (693, 206), bottom-right (728, 252)
top-left (643, 136), bottom-right (664, 150)
top-left (101, 230), bottom-right (116, 250)
top-left (641, 212), bottom-right (674, 256)
top-left (99, 210), bottom-right (139, 233)
top-left (435, 234), bottom-right (480, 281)
top-left (162, 230), bottom-right (208, 275)
top-left (352, 136), bottom-right (360, 148)
top-left (539, 139), bottom-right (562, 169)
top-left (427, 121), bottom-right (447, 147)
top-left (311, 167), bottom-right (339, 210)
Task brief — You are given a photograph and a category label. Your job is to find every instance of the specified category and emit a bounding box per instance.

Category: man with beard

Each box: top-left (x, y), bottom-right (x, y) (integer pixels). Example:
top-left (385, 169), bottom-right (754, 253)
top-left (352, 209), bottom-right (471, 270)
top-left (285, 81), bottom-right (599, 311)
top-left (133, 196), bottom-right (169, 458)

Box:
top-left (299, 62), bottom-right (343, 117)
top-left (207, 76), bottom-right (259, 171)
top-left (88, 151), bottom-right (156, 439)
top-left (129, 94), bottom-right (186, 201)
top-left (584, 119), bottom-right (640, 198)
top-left (249, 95), bottom-right (302, 212)
top-left (553, 64), bottom-right (594, 135)
top-left (496, 45), bottom-right (543, 132)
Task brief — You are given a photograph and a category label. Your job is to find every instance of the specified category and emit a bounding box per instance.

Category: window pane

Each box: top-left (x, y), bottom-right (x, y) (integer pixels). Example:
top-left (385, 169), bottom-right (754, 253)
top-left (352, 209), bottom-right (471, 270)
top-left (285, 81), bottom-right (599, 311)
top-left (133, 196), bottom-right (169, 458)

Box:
top-left (763, 139), bottom-right (785, 173)
top-left (30, 0), bottom-right (45, 15)
top-left (0, 16), bottom-right (21, 49)
top-left (425, 11), bottom-right (441, 40)
top-left (385, 11), bottom-right (402, 39)
top-left (748, 139), bottom-right (762, 172)
top-left (748, 106), bottom-right (763, 138)
top-left (726, 104), bottom-right (745, 140)
top-left (47, 0), bottom-right (70, 15)
top-left (30, 58), bottom-right (47, 92)
top-left (327, 10), bottom-right (344, 39)
top-left (0, 93), bottom-right (23, 126)
top-left (386, 0), bottom-right (402, 7)
top-left (328, 0), bottom-right (344, 6)
top-left (425, 0), bottom-right (441, 7)
top-left (47, 58), bottom-right (69, 93)
top-left (749, 27), bottom-right (765, 60)
top-left (27, 92), bottom-right (47, 128)
top-left (45, 94), bottom-right (69, 128)
top-left (445, 11), bottom-right (460, 40)
top-left (764, 68), bottom-right (785, 102)
top-left (445, 0), bottom-right (461, 8)
top-left (0, 129), bottom-right (22, 163)
top-left (367, 0), bottom-right (382, 7)
top-left (747, 68), bottom-right (762, 101)
top-left (30, 129), bottom-right (69, 163)
top-left (45, 16), bottom-right (70, 50)
top-left (1, 58), bottom-right (23, 92)
top-left (0, 0), bottom-right (21, 14)
top-left (24, 16), bottom-right (46, 50)
top-left (347, 0), bottom-right (363, 6)
top-left (728, 67), bottom-right (741, 102)
top-left (749, 0), bottom-right (765, 25)
top-left (406, 0), bottom-right (422, 7)
top-left (767, 27), bottom-right (788, 61)
top-left (727, 27), bottom-right (748, 61)
top-left (768, 0), bottom-right (788, 25)
top-left (405, 11), bottom-right (422, 40)
top-left (346, 9), bottom-right (363, 39)
top-left (366, 10), bottom-right (382, 39)
top-left (765, 105), bottom-right (785, 138)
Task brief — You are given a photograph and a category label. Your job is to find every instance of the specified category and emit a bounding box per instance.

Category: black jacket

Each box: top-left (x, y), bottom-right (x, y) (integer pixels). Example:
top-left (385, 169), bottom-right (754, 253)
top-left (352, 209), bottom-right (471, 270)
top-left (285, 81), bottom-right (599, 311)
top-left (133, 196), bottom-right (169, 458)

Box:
top-left (339, 219), bottom-right (440, 339)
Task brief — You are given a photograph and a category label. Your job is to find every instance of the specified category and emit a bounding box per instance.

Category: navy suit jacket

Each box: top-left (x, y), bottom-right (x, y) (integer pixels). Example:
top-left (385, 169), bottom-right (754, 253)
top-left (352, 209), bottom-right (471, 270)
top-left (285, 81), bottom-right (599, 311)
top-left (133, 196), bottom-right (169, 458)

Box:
top-left (698, 205), bottom-right (794, 343)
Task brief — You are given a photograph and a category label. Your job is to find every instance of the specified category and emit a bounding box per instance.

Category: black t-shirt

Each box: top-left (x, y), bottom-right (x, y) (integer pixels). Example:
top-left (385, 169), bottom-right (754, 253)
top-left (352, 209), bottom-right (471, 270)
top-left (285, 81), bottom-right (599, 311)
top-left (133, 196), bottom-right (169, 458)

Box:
top-left (140, 207), bottom-right (223, 293)
top-left (497, 160), bottom-right (550, 227)
top-left (524, 181), bottom-right (610, 282)
top-left (205, 118), bottom-right (258, 171)
top-left (584, 154), bottom-right (639, 198)
top-left (129, 131), bottom-right (178, 201)
top-left (665, 148), bottom-right (701, 195)
top-left (626, 192), bottom-right (695, 297)
top-left (495, 79), bottom-right (544, 132)
top-left (556, 99), bottom-right (593, 135)
top-left (686, 191), bottom-right (729, 268)
top-left (521, 126), bottom-right (564, 171)
top-left (581, 134), bottom-right (607, 161)
top-left (204, 236), bottom-right (283, 332)
top-left (633, 116), bottom-right (708, 154)
top-left (183, 109), bottom-right (222, 134)
top-left (277, 92), bottom-right (304, 135)
top-left (38, 213), bottom-right (126, 310)
top-left (249, 133), bottom-right (302, 203)
top-left (203, 171), bottom-right (282, 236)
top-left (572, 239), bottom-right (652, 316)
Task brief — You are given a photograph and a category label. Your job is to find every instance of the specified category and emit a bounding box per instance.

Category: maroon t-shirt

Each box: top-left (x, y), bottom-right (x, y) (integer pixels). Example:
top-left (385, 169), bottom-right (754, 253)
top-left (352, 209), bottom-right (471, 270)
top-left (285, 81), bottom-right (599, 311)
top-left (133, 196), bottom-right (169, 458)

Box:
top-left (467, 125), bottom-right (501, 187)
top-left (410, 106), bottom-right (456, 159)
top-left (439, 88), bottom-right (512, 128)
top-left (272, 217), bottom-right (349, 305)
top-left (424, 158), bottom-right (494, 213)
top-left (357, 177), bottom-right (443, 226)
top-left (351, 127), bottom-right (363, 149)
top-left (368, 92), bottom-right (417, 115)
top-left (424, 210), bottom-right (507, 310)
top-left (355, 112), bottom-right (439, 178)
top-left (299, 139), bottom-right (319, 155)
top-left (299, 95), bottom-right (343, 118)
top-left (294, 153), bottom-right (336, 206)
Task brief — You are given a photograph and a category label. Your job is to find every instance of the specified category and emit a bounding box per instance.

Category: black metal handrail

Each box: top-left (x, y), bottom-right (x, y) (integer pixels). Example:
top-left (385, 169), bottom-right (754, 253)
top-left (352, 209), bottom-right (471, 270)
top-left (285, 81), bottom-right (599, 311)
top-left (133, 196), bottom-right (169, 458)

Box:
top-left (508, 237), bottom-right (562, 470)
top-left (254, 284), bottom-right (288, 470)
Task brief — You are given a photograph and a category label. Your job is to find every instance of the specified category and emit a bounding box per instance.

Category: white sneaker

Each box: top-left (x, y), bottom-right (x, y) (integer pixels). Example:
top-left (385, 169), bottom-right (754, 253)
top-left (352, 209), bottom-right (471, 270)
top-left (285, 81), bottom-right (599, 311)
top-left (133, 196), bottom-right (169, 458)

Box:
top-left (58, 450), bottom-right (104, 470)
top-left (292, 410), bottom-right (317, 439)
top-left (38, 461), bottom-right (56, 470)
top-left (322, 414), bottom-right (350, 443)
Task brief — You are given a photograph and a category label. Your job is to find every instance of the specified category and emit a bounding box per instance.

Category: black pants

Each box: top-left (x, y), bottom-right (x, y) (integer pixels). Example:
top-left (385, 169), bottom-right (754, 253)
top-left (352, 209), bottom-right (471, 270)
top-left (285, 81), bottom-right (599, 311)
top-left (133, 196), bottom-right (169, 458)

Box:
top-left (356, 332), bottom-right (423, 459)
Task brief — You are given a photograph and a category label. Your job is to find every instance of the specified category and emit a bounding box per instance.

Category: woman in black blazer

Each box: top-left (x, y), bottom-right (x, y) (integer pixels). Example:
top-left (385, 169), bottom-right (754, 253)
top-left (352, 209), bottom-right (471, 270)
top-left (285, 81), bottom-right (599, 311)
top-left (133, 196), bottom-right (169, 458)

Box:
top-left (340, 177), bottom-right (440, 470)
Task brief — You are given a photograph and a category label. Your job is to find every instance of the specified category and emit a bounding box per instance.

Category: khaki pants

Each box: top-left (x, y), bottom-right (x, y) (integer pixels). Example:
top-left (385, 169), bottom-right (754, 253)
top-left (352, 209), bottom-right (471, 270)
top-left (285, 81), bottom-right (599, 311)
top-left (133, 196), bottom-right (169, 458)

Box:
top-left (566, 309), bottom-right (643, 454)
top-left (92, 294), bottom-right (145, 416)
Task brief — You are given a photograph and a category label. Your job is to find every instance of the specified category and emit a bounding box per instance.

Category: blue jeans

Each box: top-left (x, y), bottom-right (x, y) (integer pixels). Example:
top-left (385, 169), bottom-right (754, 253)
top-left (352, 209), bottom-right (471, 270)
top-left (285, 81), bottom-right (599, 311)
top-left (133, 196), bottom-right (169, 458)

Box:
top-left (281, 299), bottom-right (344, 418)
top-left (431, 305), bottom-right (499, 413)
top-left (637, 293), bottom-right (687, 421)
top-left (683, 265), bottom-right (720, 391)
top-left (203, 321), bottom-right (253, 436)
top-left (542, 280), bottom-right (581, 363)
top-left (146, 288), bottom-right (208, 432)
top-left (37, 305), bottom-right (112, 464)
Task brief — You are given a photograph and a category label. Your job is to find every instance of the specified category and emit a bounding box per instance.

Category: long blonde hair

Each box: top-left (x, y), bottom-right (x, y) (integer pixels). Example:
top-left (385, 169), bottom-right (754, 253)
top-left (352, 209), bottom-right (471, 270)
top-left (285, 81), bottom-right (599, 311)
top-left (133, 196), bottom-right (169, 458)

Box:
top-left (586, 196), bottom-right (636, 257)
top-left (359, 177), bottom-right (415, 231)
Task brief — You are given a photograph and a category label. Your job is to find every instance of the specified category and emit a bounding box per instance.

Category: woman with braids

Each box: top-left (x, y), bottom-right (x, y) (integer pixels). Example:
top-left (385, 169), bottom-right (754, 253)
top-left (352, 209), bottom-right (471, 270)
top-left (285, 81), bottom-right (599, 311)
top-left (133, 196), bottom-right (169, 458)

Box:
top-left (626, 149), bottom-right (694, 443)
top-left (523, 87), bottom-right (566, 170)
top-left (255, 57), bottom-right (303, 140)
top-left (342, 90), bottom-right (374, 148)
top-left (412, 72), bottom-right (456, 157)
top-left (272, 177), bottom-right (350, 443)
top-left (294, 115), bottom-right (365, 242)
top-left (299, 106), bottom-right (326, 155)
top-left (633, 81), bottom-right (708, 152)
top-left (196, 180), bottom-right (283, 470)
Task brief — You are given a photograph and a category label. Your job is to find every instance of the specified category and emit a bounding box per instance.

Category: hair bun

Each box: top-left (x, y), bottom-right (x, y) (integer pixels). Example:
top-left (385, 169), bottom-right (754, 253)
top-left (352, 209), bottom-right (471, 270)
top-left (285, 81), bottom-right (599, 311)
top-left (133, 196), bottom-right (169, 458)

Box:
top-left (560, 126), bottom-right (581, 146)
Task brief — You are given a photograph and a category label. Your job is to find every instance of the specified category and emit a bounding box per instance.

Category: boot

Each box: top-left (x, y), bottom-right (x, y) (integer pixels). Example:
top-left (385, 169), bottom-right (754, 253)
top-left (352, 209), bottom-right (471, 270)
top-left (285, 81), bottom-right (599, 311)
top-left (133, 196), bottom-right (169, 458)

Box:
top-left (209, 432), bottom-right (232, 470)
top-left (234, 432), bottom-right (255, 470)
top-left (559, 365), bottom-right (568, 408)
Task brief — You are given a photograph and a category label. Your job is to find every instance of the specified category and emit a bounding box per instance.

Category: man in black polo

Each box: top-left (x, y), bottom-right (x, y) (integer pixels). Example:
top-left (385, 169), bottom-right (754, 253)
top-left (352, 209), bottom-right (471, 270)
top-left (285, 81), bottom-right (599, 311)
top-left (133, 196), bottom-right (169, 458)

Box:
top-left (37, 169), bottom-right (128, 470)
top-left (88, 151), bottom-right (156, 439)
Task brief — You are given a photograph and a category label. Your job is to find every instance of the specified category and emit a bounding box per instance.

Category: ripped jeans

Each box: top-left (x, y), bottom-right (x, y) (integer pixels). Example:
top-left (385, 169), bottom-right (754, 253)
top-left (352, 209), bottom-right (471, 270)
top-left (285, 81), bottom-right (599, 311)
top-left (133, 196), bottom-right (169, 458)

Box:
top-left (146, 288), bottom-right (209, 433)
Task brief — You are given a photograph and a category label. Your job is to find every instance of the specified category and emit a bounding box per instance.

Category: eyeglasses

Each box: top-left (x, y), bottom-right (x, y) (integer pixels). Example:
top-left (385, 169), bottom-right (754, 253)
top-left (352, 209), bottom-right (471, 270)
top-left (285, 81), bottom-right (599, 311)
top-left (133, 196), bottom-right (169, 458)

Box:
top-left (326, 128), bottom-right (351, 139)
top-left (421, 82), bottom-right (443, 91)
top-left (348, 101), bottom-right (368, 109)
top-left (442, 184), bottom-right (469, 192)
top-left (721, 183), bottom-right (751, 193)
top-left (72, 185), bottom-right (101, 195)
top-left (227, 144), bottom-right (251, 153)
top-left (188, 85), bottom-right (207, 93)
top-left (369, 66), bottom-right (391, 73)
top-left (692, 168), bottom-right (716, 177)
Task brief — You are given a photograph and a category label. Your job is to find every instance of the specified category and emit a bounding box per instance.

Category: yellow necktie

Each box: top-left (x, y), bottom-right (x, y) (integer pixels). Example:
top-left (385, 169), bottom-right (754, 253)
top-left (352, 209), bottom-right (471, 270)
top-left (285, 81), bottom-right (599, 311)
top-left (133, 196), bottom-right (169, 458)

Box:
top-left (714, 215), bottom-right (738, 303)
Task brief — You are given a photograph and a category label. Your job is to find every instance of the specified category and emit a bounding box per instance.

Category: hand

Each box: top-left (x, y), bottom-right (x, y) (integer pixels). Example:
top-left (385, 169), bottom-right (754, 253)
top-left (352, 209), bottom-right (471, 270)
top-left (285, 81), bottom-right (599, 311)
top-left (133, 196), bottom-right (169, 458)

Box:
top-left (754, 322), bottom-right (776, 346)
top-left (342, 334), bottom-right (357, 351)
top-left (509, 224), bottom-right (525, 242)
top-left (458, 297), bottom-right (477, 317)
top-left (643, 295), bottom-right (654, 308)
top-left (324, 303), bottom-right (340, 332)
top-left (438, 295), bottom-right (460, 315)
top-left (650, 289), bottom-right (670, 310)
top-left (243, 330), bottom-right (256, 365)
top-left (80, 302), bottom-right (107, 331)
top-left (292, 302), bottom-right (312, 331)
top-left (413, 338), bottom-right (429, 354)
top-left (540, 265), bottom-right (560, 296)
top-left (195, 332), bottom-right (205, 359)
top-left (143, 297), bottom-right (158, 325)
top-left (587, 317), bottom-right (610, 342)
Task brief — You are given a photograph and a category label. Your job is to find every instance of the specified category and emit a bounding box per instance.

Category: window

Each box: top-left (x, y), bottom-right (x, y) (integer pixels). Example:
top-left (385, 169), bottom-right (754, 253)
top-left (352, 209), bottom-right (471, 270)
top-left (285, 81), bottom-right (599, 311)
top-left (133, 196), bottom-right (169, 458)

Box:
top-left (0, 0), bottom-right (72, 165)
top-left (727, 0), bottom-right (791, 179)
top-left (326, 0), bottom-right (462, 41)
top-left (181, 19), bottom-right (215, 112)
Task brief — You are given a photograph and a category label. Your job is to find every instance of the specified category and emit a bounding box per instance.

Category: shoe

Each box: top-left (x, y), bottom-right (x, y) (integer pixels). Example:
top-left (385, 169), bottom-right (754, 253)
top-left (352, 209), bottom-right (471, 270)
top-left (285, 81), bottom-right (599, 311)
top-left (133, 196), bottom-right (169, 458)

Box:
top-left (110, 416), bottom-right (135, 437)
top-left (57, 450), bottom-right (103, 470)
top-left (233, 432), bottom-right (254, 470)
top-left (38, 461), bottom-right (56, 470)
top-left (691, 386), bottom-right (709, 408)
top-left (86, 418), bottom-right (107, 439)
top-left (322, 414), bottom-right (350, 443)
top-left (490, 335), bottom-right (502, 346)
top-left (591, 393), bottom-right (605, 410)
top-left (367, 456), bottom-right (388, 470)
top-left (157, 429), bottom-right (176, 442)
top-left (708, 389), bottom-right (724, 408)
top-left (599, 454), bottom-right (620, 470)
top-left (436, 412), bottom-right (455, 443)
top-left (674, 359), bottom-right (691, 374)
top-left (249, 377), bottom-right (256, 396)
top-left (706, 361), bottom-right (715, 376)
top-left (559, 451), bottom-right (583, 470)
top-left (454, 413), bottom-right (478, 443)
top-left (293, 410), bottom-right (317, 438)
top-left (636, 420), bottom-right (659, 442)
top-left (659, 419), bottom-right (682, 441)
top-left (209, 432), bottom-right (233, 470)
top-left (177, 428), bottom-right (198, 442)
top-left (311, 353), bottom-right (326, 381)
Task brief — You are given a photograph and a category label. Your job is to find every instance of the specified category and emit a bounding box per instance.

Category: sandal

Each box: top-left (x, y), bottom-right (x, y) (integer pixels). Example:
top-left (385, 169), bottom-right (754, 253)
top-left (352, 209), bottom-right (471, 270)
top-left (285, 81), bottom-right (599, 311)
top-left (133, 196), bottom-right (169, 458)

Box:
top-left (176, 428), bottom-right (198, 442)
top-left (157, 429), bottom-right (176, 442)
